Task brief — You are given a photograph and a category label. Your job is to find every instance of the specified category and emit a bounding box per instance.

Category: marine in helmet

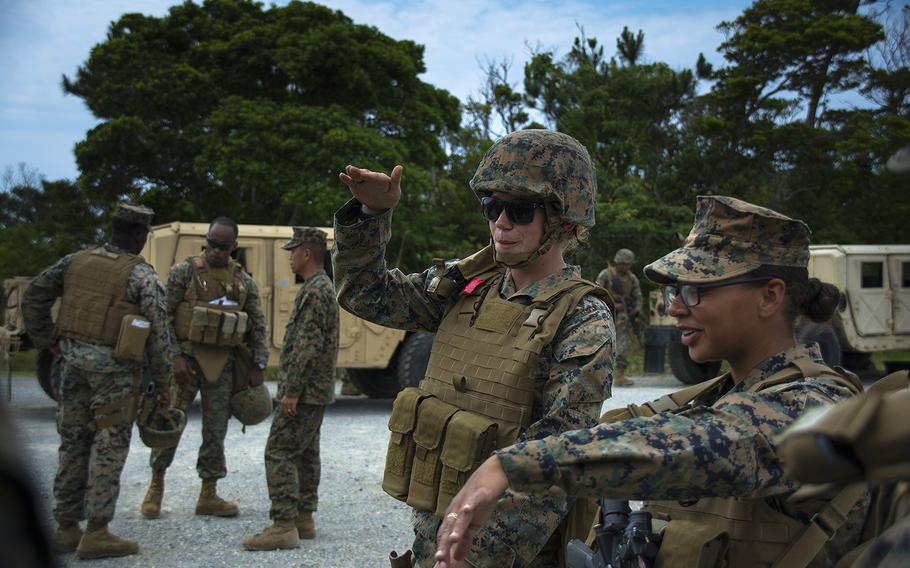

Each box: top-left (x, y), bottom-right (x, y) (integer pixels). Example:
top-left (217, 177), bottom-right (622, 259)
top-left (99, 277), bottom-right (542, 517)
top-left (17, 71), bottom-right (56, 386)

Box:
top-left (243, 227), bottom-right (340, 551)
top-left (335, 129), bottom-right (616, 567)
top-left (595, 248), bottom-right (642, 386)
top-left (21, 203), bottom-right (176, 560)
top-left (140, 216), bottom-right (270, 520)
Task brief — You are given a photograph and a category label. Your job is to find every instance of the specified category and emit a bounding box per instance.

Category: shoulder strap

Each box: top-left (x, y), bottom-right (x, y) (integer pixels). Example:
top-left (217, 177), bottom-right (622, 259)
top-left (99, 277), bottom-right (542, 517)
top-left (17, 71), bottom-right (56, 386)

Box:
top-left (866, 369), bottom-right (909, 394)
top-left (427, 246), bottom-right (498, 299)
top-left (599, 373), bottom-right (731, 423)
top-left (748, 359), bottom-right (863, 396)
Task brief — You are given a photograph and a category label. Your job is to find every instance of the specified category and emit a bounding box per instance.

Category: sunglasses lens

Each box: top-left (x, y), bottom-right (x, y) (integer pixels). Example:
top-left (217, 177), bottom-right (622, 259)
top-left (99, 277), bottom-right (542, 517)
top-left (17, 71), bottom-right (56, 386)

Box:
top-left (480, 197), bottom-right (538, 225)
top-left (207, 238), bottom-right (231, 251)
top-left (481, 198), bottom-right (503, 222)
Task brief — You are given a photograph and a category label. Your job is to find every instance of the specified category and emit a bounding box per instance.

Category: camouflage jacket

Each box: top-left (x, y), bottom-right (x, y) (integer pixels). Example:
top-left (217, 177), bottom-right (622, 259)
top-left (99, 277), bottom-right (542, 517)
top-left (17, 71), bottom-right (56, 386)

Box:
top-left (333, 199), bottom-right (616, 566)
top-left (595, 266), bottom-right (642, 322)
top-left (277, 270), bottom-right (339, 404)
top-left (497, 343), bottom-right (868, 563)
top-left (21, 243), bottom-right (175, 387)
top-left (166, 258), bottom-right (269, 368)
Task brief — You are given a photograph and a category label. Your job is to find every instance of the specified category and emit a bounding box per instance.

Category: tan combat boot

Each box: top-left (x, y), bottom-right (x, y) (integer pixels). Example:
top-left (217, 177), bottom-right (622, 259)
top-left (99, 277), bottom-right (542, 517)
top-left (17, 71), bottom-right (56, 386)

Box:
top-left (195, 478), bottom-right (239, 517)
top-left (242, 520), bottom-right (300, 551)
top-left (140, 469), bottom-right (165, 519)
top-left (614, 368), bottom-right (634, 386)
top-left (76, 523), bottom-right (139, 560)
top-left (53, 523), bottom-right (83, 553)
top-left (296, 510), bottom-right (316, 539)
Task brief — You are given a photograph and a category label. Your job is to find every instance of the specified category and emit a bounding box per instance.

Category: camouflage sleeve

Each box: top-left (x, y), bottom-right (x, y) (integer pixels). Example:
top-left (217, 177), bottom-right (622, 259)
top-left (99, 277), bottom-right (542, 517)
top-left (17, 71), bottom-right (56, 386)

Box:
top-left (21, 255), bottom-right (73, 350)
top-left (127, 263), bottom-right (175, 388)
top-left (332, 198), bottom-right (451, 332)
top-left (467, 294), bottom-right (615, 567)
top-left (165, 261), bottom-right (192, 355)
top-left (239, 272), bottom-right (269, 368)
top-left (594, 268), bottom-right (609, 288)
top-left (280, 275), bottom-right (337, 400)
top-left (496, 380), bottom-right (853, 503)
top-left (631, 273), bottom-right (643, 315)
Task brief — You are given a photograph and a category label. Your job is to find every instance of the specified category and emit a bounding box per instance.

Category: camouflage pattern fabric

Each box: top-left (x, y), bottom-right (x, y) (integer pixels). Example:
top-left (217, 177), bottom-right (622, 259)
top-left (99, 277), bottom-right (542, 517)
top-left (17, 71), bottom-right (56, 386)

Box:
top-left (496, 343), bottom-right (868, 565)
top-left (149, 258), bottom-right (269, 478)
top-left (264, 270), bottom-right (338, 520)
top-left (21, 243), bottom-right (175, 526)
top-left (265, 404), bottom-right (326, 519)
top-left (149, 356), bottom-right (235, 479)
top-left (469, 129), bottom-right (597, 228)
top-left (276, 271), bottom-right (338, 403)
top-left (333, 200), bottom-right (615, 567)
top-left (852, 513), bottom-right (910, 568)
top-left (595, 266), bottom-right (642, 371)
top-left (644, 195), bottom-right (811, 284)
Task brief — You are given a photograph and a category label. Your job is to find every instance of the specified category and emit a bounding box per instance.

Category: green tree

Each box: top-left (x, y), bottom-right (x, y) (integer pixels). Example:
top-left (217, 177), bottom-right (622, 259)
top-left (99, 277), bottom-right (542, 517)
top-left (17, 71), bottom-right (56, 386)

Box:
top-left (63, 0), bottom-right (461, 269)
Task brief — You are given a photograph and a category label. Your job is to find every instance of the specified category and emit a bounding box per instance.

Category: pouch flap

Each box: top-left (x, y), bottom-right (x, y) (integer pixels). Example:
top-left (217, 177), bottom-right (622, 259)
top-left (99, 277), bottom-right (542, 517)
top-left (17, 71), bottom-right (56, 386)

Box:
top-left (440, 411), bottom-right (498, 471)
top-left (388, 387), bottom-right (432, 434)
top-left (413, 397), bottom-right (459, 450)
top-left (474, 298), bottom-right (524, 334)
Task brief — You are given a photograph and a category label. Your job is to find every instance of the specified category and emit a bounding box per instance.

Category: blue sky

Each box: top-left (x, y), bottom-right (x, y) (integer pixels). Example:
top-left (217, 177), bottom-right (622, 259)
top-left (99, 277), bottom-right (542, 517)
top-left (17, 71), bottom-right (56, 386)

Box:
top-left (1, 0), bottom-right (759, 181)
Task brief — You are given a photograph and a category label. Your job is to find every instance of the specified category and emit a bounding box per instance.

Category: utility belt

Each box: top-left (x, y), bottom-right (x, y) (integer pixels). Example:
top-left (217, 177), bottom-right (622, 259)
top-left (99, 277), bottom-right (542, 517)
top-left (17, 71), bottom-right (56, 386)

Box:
top-left (383, 387), bottom-right (499, 518)
top-left (174, 303), bottom-right (249, 347)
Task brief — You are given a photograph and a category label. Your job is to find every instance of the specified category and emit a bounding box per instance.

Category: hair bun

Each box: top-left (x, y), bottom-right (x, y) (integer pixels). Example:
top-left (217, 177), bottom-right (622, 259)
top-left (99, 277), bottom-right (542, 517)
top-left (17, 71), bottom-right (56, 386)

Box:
top-left (803, 278), bottom-right (840, 322)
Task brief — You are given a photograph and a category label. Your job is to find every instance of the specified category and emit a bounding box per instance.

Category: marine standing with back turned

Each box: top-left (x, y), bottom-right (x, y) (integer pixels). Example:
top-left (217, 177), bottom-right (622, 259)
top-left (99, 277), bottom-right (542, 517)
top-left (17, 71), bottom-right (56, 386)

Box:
top-left (244, 227), bottom-right (339, 550)
top-left (141, 216), bottom-right (269, 519)
top-left (22, 204), bottom-right (175, 560)
top-left (335, 129), bottom-right (615, 567)
top-left (595, 249), bottom-right (641, 386)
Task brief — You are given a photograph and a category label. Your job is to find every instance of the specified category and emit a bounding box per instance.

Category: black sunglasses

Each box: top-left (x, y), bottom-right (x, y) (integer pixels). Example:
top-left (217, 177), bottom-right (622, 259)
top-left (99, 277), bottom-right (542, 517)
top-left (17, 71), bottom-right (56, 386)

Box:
top-left (206, 237), bottom-right (234, 251)
top-left (480, 196), bottom-right (545, 225)
top-left (663, 276), bottom-right (773, 308)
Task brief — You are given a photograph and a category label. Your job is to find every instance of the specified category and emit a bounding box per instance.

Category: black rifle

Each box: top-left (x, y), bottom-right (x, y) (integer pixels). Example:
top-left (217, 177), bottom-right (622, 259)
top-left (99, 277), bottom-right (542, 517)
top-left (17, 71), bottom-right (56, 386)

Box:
top-left (566, 500), bottom-right (661, 568)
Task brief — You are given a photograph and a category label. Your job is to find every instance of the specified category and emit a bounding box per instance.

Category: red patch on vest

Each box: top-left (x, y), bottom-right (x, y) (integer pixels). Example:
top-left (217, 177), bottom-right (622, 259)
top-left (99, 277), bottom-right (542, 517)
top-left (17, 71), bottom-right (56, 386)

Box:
top-left (462, 277), bottom-right (485, 295)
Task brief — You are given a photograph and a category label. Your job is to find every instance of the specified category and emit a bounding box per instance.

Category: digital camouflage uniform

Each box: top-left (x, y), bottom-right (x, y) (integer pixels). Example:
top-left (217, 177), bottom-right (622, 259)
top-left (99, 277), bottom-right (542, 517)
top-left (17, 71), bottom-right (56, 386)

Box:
top-left (594, 264), bottom-right (641, 371)
top-left (333, 197), bottom-right (615, 567)
top-left (265, 228), bottom-right (339, 521)
top-left (22, 208), bottom-right (174, 529)
top-left (492, 196), bottom-right (869, 567)
top-left (149, 257), bottom-right (268, 480)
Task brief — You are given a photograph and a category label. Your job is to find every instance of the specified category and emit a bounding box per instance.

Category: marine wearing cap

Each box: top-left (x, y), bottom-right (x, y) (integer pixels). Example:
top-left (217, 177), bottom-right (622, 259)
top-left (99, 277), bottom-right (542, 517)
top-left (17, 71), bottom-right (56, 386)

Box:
top-left (113, 203), bottom-right (154, 228)
top-left (282, 227), bottom-right (327, 250)
top-left (644, 195), bottom-right (810, 284)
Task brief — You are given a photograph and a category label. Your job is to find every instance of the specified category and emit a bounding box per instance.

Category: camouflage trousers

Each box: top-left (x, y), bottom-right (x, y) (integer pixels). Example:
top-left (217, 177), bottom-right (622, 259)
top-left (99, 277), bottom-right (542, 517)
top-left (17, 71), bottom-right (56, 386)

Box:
top-left (615, 316), bottom-right (633, 371)
top-left (265, 403), bottom-right (325, 520)
top-left (150, 355), bottom-right (235, 480)
top-left (54, 360), bottom-right (135, 526)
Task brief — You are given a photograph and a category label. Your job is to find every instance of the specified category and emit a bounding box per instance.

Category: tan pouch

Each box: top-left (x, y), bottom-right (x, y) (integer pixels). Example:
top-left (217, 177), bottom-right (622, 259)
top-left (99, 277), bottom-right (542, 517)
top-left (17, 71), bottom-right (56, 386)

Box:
top-left (435, 410), bottom-right (498, 517)
top-left (220, 312), bottom-right (237, 346)
top-left (383, 388), bottom-right (434, 501)
top-left (203, 308), bottom-right (221, 345)
top-left (189, 306), bottom-right (208, 342)
top-left (235, 312), bottom-right (249, 339)
top-left (655, 519), bottom-right (729, 568)
top-left (407, 396), bottom-right (460, 513)
top-left (113, 314), bottom-right (151, 362)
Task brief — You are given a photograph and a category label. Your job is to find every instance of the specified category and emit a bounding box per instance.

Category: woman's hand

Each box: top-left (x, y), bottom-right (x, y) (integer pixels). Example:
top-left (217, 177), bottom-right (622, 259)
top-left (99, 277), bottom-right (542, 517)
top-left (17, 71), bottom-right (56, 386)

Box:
top-left (338, 164), bottom-right (403, 214)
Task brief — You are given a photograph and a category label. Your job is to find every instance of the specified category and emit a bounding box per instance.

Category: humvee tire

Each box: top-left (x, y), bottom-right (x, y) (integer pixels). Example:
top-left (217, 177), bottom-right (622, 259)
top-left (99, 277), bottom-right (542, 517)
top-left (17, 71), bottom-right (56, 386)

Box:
top-left (347, 368), bottom-right (400, 399)
top-left (667, 342), bottom-right (722, 385)
top-left (396, 332), bottom-right (434, 390)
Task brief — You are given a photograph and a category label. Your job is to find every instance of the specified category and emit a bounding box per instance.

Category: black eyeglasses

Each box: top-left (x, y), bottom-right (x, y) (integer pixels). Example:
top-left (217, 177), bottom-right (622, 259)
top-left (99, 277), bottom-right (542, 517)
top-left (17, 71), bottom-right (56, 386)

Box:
top-left (480, 196), bottom-right (545, 225)
top-left (206, 237), bottom-right (234, 251)
top-left (663, 276), bottom-right (773, 308)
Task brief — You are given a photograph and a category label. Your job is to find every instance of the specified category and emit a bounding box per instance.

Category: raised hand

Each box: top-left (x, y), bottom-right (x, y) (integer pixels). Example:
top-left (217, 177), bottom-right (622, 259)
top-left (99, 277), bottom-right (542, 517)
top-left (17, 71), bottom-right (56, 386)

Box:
top-left (338, 164), bottom-right (403, 214)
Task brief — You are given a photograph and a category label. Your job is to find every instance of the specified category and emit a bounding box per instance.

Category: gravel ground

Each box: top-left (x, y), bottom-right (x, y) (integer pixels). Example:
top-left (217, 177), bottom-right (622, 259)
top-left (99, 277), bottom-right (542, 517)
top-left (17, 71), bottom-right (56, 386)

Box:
top-left (4, 371), bottom-right (680, 568)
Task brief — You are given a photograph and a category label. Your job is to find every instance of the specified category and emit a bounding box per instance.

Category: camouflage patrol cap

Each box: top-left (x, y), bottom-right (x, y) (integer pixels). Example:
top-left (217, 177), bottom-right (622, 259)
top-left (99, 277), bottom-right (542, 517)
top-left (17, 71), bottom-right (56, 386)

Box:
top-left (614, 248), bottom-right (635, 264)
top-left (113, 203), bottom-right (154, 228)
top-left (469, 129), bottom-right (597, 227)
top-left (644, 195), bottom-right (810, 285)
top-left (282, 226), bottom-right (327, 250)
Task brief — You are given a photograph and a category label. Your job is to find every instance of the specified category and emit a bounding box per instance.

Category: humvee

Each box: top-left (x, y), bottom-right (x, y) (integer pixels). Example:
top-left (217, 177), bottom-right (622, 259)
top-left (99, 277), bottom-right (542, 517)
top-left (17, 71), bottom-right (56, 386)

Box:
top-left (2, 223), bottom-right (433, 400)
top-left (645, 244), bottom-right (910, 384)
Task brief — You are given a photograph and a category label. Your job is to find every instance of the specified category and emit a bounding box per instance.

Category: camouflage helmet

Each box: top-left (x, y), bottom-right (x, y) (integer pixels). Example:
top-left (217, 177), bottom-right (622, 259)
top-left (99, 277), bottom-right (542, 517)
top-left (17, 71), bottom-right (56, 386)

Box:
top-left (470, 129), bottom-right (597, 227)
top-left (138, 407), bottom-right (187, 449)
top-left (614, 248), bottom-right (635, 265)
top-left (230, 384), bottom-right (273, 426)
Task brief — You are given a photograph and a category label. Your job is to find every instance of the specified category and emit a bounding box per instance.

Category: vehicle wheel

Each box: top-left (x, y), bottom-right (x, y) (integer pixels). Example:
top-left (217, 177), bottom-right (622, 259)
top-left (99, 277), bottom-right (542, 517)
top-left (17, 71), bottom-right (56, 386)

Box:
top-left (796, 322), bottom-right (842, 367)
top-left (667, 342), bottom-right (722, 385)
top-left (397, 332), bottom-right (434, 390)
top-left (347, 368), bottom-right (401, 399)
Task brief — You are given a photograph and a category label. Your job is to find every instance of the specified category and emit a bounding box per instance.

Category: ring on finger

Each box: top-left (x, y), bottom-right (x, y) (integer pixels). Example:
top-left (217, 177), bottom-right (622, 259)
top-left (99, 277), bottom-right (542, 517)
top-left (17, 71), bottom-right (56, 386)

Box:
top-left (446, 512), bottom-right (459, 520)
